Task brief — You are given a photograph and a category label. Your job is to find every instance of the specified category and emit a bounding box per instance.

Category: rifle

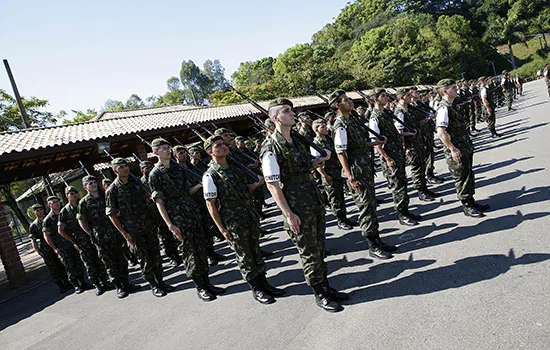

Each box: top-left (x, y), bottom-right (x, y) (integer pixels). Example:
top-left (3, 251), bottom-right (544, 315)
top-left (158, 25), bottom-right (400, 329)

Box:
top-left (228, 84), bottom-right (328, 157)
top-left (304, 85), bottom-right (330, 104)
top-left (173, 137), bottom-right (207, 176)
top-left (181, 120), bottom-right (261, 181)
top-left (59, 174), bottom-right (70, 187)
top-left (204, 123), bottom-right (260, 162)
top-left (306, 109), bottom-right (326, 121)
top-left (99, 170), bottom-right (108, 179)
top-left (43, 176), bottom-right (55, 196)
top-left (365, 85), bottom-right (417, 134)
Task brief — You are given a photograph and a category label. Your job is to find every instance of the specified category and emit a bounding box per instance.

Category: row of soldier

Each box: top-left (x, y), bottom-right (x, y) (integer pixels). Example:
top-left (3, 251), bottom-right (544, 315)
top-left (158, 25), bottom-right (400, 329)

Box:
top-left (27, 76), bottom-right (519, 312)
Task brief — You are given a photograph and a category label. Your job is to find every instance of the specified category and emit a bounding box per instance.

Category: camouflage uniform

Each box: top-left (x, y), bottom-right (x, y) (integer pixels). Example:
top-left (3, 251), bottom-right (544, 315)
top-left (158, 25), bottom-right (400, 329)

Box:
top-left (261, 130), bottom-right (327, 288)
top-left (59, 203), bottom-right (108, 286)
top-left (419, 100), bottom-right (438, 178)
top-left (148, 159), bottom-right (210, 284)
top-left (140, 175), bottom-right (181, 263)
top-left (29, 218), bottom-right (67, 283)
top-left (395, 105), bottom-right (428, 193)
top-left (42, 211), bottom-right (84, 287)
top-left (501, 77), bottom-right (514, 110)
top-left (204, 161), bottom-right (266, 282)
top-left (77, 193), bottom-right (129, 285)
top-left (333, 114), bottom-right (378, 237)
top-left (437, 99), bottom-right (476, 206)
top-left (370, 108), bottom-right (410, 215)
top-left (105, 177), bottom-right (163, 285)
top-left (313, 134), bottom-right (348, 224)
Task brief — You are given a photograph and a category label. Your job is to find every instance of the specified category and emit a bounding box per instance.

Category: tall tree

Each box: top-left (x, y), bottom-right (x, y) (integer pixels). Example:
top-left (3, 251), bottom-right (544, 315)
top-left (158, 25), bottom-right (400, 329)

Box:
top-left (483, 14), bottom-right (525, 69)
top-left (125, 94), bottom-right (145, 110)
top-left (0, 89), bottom-right (56, 132)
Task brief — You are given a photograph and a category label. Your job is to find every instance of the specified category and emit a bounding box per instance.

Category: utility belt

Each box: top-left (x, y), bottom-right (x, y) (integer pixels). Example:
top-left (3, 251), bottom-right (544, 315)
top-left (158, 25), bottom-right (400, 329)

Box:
top-left (284, 172), bottom-right (314, 185)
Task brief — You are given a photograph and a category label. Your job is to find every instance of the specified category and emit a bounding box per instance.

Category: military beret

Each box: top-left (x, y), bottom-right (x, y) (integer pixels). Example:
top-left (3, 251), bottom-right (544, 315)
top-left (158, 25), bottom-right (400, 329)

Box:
top-left (264, 118), bottom-right (275, 127)
top-left (65, 186), bottom-right (78, 194)
top-left (214, 128), bottom-right (232, 136)
top-left (172, 145), bottom-right (186, 152)
top-left (111, 157), bottom-right (128, 166)
top-left (502, 70), bottom-right (508, 74)
top-left (395, 87), bottom-right (410, 96)
top-left (478, 76), bottom-right (487, 82)
top-left (328, 90), bottom-right (346, 106)
top-left (324, 111), bottom-right (336, 119)
top-left (30, 204), bottom-right (44, 211)
top-left (369, 88), bottom-right (386, 97)
top-left (46, 195), bottom-right (60, 202)
top-left (139, 160), bottom-right (153, 169)
top-left (188, 146), bottom-right (202, 153)
top-left (268, 98), bottom-right (293, 110)
top-left (102, 178), bottom-right (113, 186)
top-left (312, 118), bottom-right (326, 126)
top-left (82, 175), bottom-right (97, 184)
top-left (235, 136), bottom-right (245, 141)
top-left (297, 111), bottom-right (311, 120)
top-left (151, 138), bottom-right (171, 147)
top-left (436, 79), bottom-right (456, 88)
top-left (204, 135), bottom-right (223, 150)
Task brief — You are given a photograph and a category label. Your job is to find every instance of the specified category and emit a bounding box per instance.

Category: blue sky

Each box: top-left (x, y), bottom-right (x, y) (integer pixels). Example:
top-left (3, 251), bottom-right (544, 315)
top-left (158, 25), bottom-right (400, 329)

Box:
top-left (1, 0), bottom-right (349, 119)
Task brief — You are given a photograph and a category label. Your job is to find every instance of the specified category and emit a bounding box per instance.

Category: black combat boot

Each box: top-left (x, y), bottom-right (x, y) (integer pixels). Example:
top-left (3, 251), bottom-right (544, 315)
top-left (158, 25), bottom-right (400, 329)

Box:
top-left (115, 280), bottom-right (129, 299)
top-left (55, 280), bottom-right (69, 293)
top-left (204, 274), bottom-right (226, 295)
top-left (322, 278), bottom-right (349, 302)
top-left (155, 271), bottom-right (175, 293)
top-left (398, 213), bottom-right (418, 226)
top-left (375, 236), bottom-right (398, 253)
top-left (312, 284), bottom-right (343, 313)
top-left (337, 221), bottom-right (353, 230)
top-left (463, 206), bottom-right (485, 218)
top-left (93, 283), bottom-right (105, 296)
top-left (367, 237), bottom-right (393, 260)
top-left (418, 192), bottom-right (435, 202)
top-left (145, 277), bottom-right (166, 298)
top-left (248, 277), bottom-right (275, 305)
top-left (259, 275), bottom-right (285, 297)
top-left (194, 277), bottom-right (216, 302)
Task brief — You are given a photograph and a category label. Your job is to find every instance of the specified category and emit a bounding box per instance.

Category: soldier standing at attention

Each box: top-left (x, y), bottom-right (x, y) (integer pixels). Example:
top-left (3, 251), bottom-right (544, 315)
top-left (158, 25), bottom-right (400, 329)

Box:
top-left (43, 196), bottom-right (87, 293)
top-left (311, 118), bottom-right (354, 230)
top-left (58, 186), bottom-right (111, 296)
top-left (369, 89), bottom-right (421, 226)
top-left (148, 138), bottom-right (225, 302)
top-left (330, 90), bottom-right (396, 259)
top-left (29, 204), bottom-right (70, 293)
top-left (479, 77), bottom-right (502, 138)
top-left (501, 71), bottom-right (515, 111)
top-left (203, 135), bottom-right (284, 304)
top-left (544, 64), bottom-right (550, 98)
top-left (78, 175), bottom-right (136, 299)
top-left (106, 158), bottom-right (175, 298)
top-left (435, 79), bottom-right (489, 218)
top-left (261, 98), bottom-right (348, 313)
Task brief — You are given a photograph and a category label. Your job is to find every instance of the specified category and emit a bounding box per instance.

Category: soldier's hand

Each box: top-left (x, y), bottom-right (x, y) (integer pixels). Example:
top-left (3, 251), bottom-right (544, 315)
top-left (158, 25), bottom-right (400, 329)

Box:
top-left (220, 228), bottom-right (233, 245)
top-left (126, 238), bottom-right (136, 251)
top-left (287, 212), bottom-right (302, 234)
top-left (380, 136), bottom-right (387, 145)
top-left (349, 178), bottom-right (362, 194)
top-left (405, 149), bottom-right (412, 159)
top-left (168, 224), bottom-right (184, 242)
top-left (386, 157), bottom-right (396, 172)
top-left (257, 175), bottom-right (265, 186)
top-left (54, 248), bottom-right (62, 257)
top-left (323, 149), bottom-right (331, 161)
top-left (450, 147), bottom-right (462, 163)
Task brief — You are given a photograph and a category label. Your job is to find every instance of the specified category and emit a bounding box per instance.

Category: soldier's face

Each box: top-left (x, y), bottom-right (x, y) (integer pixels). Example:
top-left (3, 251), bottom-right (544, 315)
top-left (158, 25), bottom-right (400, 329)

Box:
top-left (48, 199), bottom-right (61, 211)
top-left (221, 132), bottom-right (233, 146)
top-left (84, 180), bottom-right (98, 192)
top-left (316, 123), bottom-right (328, 135)
top-left (210, 139), bottom-right (228, 158)
top-left (236, 140), bottom-right (245, 148)
top-left (446, 85), bottom-right (458, 99)
top-left (142, 166), bottom-right (153, 177)
top-left (174, 150), bottom-right (187, 163)
top-left (66, 191), bottom-right (79, 202)
top-left (33, 208), bottom-right (44, 218)
top-left (191, 151), bottom-right (201, 161)
top-left (274, 105), bottom-right (295, 127)
top-left (376, 93), bottom-right (388, 105)
top-left (114, 163), bottom-right (130, 177)
top-left (337, 95), bottom-right (354, 112)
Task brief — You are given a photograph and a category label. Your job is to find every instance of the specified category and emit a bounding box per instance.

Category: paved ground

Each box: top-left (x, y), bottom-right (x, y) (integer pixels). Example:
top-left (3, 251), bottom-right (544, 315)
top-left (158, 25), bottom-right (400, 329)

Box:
top-left (1, 80), bottom-right (549, 350)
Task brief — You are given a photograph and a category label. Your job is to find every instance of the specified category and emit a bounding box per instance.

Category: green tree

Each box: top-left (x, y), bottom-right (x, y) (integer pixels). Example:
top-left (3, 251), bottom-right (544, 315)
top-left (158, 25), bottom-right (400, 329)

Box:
top-left (62, 109), bottom-right (98, 124)
top-left (0, 89), bottom-right (56, 132)
top-left (166, 76), bottom-right (181, 92)
top-left (484, 14), bottom-right (525, 69)
top-left (125, 94), bottom-right (145, 110)
top-left (231, 57), bottom-right (275, 87)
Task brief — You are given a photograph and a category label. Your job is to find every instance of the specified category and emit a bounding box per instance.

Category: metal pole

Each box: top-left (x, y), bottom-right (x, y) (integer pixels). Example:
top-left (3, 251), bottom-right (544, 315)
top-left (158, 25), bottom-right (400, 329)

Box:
top-left (491, 61), bottom-right (497, 76)
top-left (3, 59), bottom-right (31, 128)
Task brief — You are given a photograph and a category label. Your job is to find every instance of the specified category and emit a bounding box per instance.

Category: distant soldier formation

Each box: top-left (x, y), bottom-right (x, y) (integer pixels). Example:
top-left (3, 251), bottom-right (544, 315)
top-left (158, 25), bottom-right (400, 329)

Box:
top-left (27, 72), bottom-right (529, 312)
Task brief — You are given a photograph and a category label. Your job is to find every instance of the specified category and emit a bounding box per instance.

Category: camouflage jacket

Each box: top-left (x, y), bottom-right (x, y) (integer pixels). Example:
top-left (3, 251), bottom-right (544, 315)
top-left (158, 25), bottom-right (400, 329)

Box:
top-left (42, 211), bottom-right (67, 248)
top-left (438, 98), bottom-right (473, 153)
top-left (394, 105), bottom-right (422, 150)
top-left (59, 202), bottom-right (89, 241)
top-left (77, 193), bottom-right (120, 241)
top-left (370, 108), bottom-right (404, 161)
top-left (313, 135), bottom-right (341, 178)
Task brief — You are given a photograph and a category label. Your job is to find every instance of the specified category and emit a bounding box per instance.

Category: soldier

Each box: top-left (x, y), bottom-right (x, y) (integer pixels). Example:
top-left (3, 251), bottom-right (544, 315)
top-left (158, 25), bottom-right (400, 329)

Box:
top-left (296, 112), bottom-right (316, 141)
top-left (77, 175), bottom-right (135, 298)
top-left (101, 178), bottom-right (113, 191)
top-left (479, 77), bottom-right (502, 138)
top-left (148, 138), bottom-right (225, 302)
top-left (501, 71), bottom-right (515, 111)
top-left (368, 89), bottom-right (421, 226)
top-left (435, 79), bottom-right (489, 217)
top-left (43, 196), bottom-right (87, 293)
top-left (330, 90), bottom-right (396, 259)
top-left (203, 135), bottom-right (284, 304)
top-left (394, 88), bottom-right (439, 202)
top-left (189, 145), bottom-right (209, 172)
top-left (544, 64), bottom-right (550, 98)
top-left (28, 204), bottom-right (70, 293)
top-left (58, 186), bottom-right (110, 296)
top-left (140, 160), bottom-right (183, 267)
top-left (261, 98), bottom-right (348, 313)
top-left (106, 158), bottom-right (175, 297)
top-left (311, 118), bottom-right (354, 230)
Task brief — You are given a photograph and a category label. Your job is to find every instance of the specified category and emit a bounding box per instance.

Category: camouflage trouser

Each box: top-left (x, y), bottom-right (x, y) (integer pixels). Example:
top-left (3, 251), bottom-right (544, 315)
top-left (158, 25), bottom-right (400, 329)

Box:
top-left (505, 91), bottom-right (513, 109)
top-left (154, 212), bottom-right (180, 261)
top-left (423, 130), bottom-right (436, 178)
top-left (381, 152), bottom-right (410, 214)
top-left (347, 155), bottom-right (378, 237)
top-left (485, 107), bottom-right (496, 133)
top-left (323, 176), bottom-right (347, 223)
top-left (72, 233), bottom-right (108, 285)
top-left (546, 80), bottom-right (550, 97)
top-left (444, 148), bottom-right (475, 206)
top-left (39, 242), bottom-right (68, 282)
top-left (227, 214), bottom-right (266, 282)
top-left (131, 230), bottom-right (163, 284)
top-left (475, 102), bottom-right (483, 122)
top-left (177, 218), bottom-right (210, 283)
top-left (407, 148), bottom-right (427, 192)
top-left (94, 229), bottom-right (129, 284)
top-left (57, 241), bottom-right (85, 287)
top-left (469, 105), bottom-right (476, 130)
top-left (285, 204), bottom-right (327, 287)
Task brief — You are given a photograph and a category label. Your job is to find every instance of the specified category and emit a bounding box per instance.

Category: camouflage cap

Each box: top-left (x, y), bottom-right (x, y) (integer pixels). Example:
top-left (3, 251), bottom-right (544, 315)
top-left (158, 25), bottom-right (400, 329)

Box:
top-left (139, 160), bottom-right (153, 169)
top-left (65, 186), bottom-right (78, 194)
top-left (204, 135), bottom-right (223, 150)
top-left (30, 203), bottom-right (44, 211)
top-left (478, 76), bottom-right (487, 82)
top-left (172, 145), bottom-right (186, 152)
top-left (214, 128), bottom-right (232, 136)
top-left (264, 118), bottom-right (275, 127)
top-left (324, 111), bottom-right (336, 119)
top-left (395, 87), bottom-right (410, 96)
top-left (102, 178), bottom-right (113, 186)
top-left (188, 145), bottom-right (202, 153)
top-left (502, 70), bottom-right (508, 74)
top-left (436, 79), bottom-right (456, 88)
top-left (312, 118), bottom-right (326, 126)
top-left (369, 88), bottom-right (386, 98)
top-left (46, 195), bottom-right (60, 202)
top-left (328, 90), bottom-right (346, 106)
top-left (82, 175), bottom-right (97, 184)
top-left (268, 98), bottom-right (293, 110)
top-left (111, 157), bottom-right (128, 166)
top-left (235, 136), bottom-right (245, 142)
top-left (151, 138), bottom-right (171, 147)
top-left (297, 111), bottom-right (310, 120)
